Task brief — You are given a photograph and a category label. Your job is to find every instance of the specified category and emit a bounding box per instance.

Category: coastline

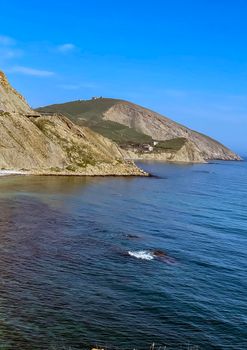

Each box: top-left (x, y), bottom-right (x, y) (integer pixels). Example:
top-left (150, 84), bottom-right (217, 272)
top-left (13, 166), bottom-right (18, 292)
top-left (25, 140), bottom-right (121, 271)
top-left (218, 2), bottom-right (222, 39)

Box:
top-left (1, 157), bottom-right (243, 177)
top-left (0, 170), bottom-right (29, 176)
top-left (0, 166), bottom-right (149, 177)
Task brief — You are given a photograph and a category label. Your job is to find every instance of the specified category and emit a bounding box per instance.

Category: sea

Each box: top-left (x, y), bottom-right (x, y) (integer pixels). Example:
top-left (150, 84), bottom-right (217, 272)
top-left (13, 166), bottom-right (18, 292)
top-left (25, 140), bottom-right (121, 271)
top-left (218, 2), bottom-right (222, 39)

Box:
top-left (0, 159), bottom-right (246, 350)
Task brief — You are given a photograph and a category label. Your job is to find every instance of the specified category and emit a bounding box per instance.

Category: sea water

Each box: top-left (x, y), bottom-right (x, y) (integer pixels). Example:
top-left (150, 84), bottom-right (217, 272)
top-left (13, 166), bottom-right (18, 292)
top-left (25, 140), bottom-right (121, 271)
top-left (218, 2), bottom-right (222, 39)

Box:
top-left (0, 159), bottom-right (246, 349)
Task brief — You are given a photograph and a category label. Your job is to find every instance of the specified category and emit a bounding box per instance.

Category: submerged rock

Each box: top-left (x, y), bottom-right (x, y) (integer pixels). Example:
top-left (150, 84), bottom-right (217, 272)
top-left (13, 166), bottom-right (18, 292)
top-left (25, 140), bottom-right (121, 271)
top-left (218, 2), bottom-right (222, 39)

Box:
top-left (125, 234), bottom-right (141, 239)
top-left (125, 248), bottom-right (176, 264)
top-left (153, 249), bottom-right (167, 257)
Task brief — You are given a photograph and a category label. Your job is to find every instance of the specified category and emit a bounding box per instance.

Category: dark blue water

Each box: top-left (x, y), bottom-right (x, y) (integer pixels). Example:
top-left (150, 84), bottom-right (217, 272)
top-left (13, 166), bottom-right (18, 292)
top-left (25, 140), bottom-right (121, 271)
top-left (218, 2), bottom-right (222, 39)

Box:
top-left (0, 160), bottom-right (246, 350)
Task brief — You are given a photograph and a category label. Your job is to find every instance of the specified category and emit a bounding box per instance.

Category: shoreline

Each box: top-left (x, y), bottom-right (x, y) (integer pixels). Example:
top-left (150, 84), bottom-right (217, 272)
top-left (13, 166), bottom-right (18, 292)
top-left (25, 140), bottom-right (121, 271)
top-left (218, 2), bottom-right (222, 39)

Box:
top-left (0, 157), bottom-right (243, 178)
top-left (0, 169), bottom-right (150, 177)
top-left (0, 170), bottom-right (29, 176)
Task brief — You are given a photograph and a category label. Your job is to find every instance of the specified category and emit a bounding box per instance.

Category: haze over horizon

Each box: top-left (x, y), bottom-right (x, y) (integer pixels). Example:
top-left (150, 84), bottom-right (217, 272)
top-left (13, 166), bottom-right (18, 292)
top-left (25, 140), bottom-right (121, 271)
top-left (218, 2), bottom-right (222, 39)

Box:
top-left (0, 0), bottom-right (246, 154)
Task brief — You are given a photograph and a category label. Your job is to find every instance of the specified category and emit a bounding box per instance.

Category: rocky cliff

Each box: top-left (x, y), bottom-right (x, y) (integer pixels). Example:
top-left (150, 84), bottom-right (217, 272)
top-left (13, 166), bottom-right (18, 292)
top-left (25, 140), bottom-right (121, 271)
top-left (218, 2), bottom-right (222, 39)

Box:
top-left (0, 72), bottom-right (146, 176)
top-left (103, 101), bottom-right (241, 161)
top-left (37, 98), bottom-right (241, 163)
top-left (0, 71), bottom-right (34, 115)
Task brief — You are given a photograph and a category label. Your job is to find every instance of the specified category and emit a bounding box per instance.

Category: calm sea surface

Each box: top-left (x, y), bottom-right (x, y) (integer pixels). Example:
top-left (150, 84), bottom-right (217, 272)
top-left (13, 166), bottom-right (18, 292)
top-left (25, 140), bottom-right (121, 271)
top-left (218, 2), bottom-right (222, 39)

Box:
top-left (0, 160), bottom-right (246, 350)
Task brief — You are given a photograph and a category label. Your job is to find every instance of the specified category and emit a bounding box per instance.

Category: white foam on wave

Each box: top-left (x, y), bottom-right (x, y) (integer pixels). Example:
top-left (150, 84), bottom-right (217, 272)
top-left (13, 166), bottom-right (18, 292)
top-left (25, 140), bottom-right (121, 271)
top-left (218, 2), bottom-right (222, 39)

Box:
top-left (128, 250), bottom-right (154, 261)
top-left (0, 170), bottom-right (27, 177)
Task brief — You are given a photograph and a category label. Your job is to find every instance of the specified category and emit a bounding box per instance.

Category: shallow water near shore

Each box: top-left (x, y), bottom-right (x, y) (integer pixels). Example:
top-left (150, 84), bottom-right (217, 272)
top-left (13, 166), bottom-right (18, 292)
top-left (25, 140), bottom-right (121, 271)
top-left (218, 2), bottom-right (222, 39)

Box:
top-left (0, 160), bottom-right (246, 349)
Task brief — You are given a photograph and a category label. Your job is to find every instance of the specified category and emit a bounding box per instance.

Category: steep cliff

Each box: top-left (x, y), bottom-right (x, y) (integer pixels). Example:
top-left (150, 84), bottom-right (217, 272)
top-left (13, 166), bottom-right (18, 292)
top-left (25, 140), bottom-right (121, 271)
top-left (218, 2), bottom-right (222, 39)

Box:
top-left (0, 72), bottom-right (146, 176)
top-left (0, 71), bottom-right (34, 115)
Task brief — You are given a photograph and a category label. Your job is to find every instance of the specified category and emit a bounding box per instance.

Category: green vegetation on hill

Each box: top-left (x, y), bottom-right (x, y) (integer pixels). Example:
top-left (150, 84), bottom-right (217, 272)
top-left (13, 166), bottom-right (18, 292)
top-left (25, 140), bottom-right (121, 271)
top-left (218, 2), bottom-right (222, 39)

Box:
top-left (37, 98), bottom-right (121, 119)
top-left (36, 99), bottom-right (191, 155)
top-left (37, 98), bottom-right (153, 145)
top-left (156, 137), bottom-right (187, 151)
top-left (36, 99), bottom-right (188, 152)
top-left (86, 119), bottom-right (153, 144)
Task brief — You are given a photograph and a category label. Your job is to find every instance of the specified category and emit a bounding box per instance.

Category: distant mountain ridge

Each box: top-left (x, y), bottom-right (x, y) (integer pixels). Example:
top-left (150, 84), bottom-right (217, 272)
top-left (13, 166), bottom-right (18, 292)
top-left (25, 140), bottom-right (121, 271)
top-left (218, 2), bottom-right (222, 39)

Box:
top-left (37, 98), bottom-right (241, 163)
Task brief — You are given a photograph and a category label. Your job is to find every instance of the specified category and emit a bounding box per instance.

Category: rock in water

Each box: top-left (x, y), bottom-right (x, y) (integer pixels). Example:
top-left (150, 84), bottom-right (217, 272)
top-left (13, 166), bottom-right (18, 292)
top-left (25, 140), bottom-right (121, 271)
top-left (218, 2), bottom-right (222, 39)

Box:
top-left (153, 249), bottom-right (167, 257)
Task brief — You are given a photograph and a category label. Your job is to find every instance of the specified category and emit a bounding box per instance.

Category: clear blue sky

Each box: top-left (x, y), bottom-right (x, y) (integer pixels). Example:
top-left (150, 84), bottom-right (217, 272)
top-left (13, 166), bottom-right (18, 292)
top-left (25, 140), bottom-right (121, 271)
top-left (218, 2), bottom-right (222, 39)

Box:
top-left (0, 0), bottom-right (246, 153)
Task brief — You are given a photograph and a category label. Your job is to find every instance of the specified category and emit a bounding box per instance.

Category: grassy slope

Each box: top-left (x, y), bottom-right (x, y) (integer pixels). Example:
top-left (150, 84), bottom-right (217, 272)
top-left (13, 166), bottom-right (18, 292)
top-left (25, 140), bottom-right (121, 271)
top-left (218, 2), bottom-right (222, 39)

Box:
top-left (36, 98), bottom-right (186, 150)
top-left (156, 138), bottom-right (187, 151)
top-left (37, 98), bottom-right (153, 144)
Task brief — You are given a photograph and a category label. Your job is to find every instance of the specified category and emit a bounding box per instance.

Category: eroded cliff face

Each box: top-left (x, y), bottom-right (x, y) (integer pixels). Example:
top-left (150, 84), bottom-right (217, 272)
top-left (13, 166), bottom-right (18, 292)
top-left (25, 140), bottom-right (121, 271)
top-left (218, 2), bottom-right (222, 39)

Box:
top-left (0, 72), bottom-right (146, 176)
top-left (103, 102), bottom-right (241, 161)
top-left (124, 139), bottom-right (205, 163)
top-left (0, 72), bottom-right (34, 115)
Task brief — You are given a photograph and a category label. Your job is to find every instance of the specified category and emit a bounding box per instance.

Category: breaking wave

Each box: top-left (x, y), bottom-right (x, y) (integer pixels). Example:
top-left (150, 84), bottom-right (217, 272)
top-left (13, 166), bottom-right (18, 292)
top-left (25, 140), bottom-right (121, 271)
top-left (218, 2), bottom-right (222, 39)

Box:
top-left (128, 250), bottom-right (154, 260)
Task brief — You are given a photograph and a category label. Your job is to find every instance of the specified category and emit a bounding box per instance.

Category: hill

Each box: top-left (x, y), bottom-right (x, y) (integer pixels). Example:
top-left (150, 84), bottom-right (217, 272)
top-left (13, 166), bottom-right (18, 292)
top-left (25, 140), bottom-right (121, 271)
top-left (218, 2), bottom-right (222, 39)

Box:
top-left (37, 98), bottom-right (153, 145)
top-left (37, 98), bottom-right (241, 163)
top-left (0, 72), bottom-right (146, 176)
